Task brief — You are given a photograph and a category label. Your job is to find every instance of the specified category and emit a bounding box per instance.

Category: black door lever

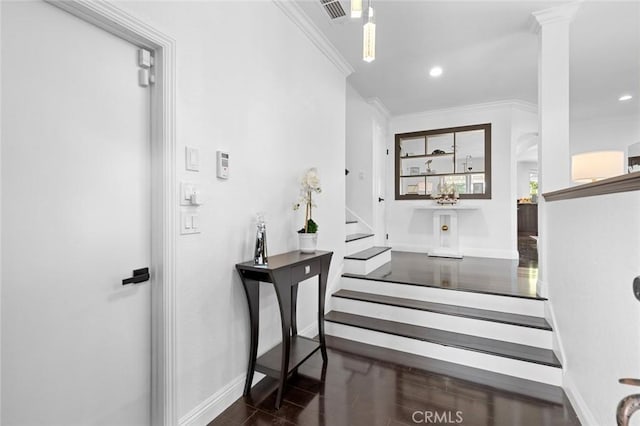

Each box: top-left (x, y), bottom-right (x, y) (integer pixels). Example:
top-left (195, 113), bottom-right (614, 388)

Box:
top-left (122, 267), bottom-right (150, 285)
top-left (378, 197), bottom-right (385, 202)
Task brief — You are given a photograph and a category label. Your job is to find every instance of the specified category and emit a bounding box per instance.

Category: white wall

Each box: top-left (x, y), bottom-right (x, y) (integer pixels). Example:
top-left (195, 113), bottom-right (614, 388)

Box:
top-left (387, 102), bottom-right (535, 259)
top-left (345, 85), bottom-right (389, 234)
top-left (3, 1), bottom-right (347, 423)
top-left (571, 114), bottom-right (640, 159)
top-left (546, 192), bottom-right (640, 426)
top-left (517, 161), bottom-right (537, 199)
top-left (346, 85), bottom-right (374, 227)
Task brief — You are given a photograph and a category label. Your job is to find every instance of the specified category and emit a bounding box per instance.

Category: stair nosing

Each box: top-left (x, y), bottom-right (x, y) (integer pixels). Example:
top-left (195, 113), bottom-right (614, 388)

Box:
top-left (344, 246), bottom-right (392, 261)
top-left (332, 289), bottom-right (552, 331)
top-left (324, 311), bottom-right (562, 368)
top-left (345, 233), bottom-right (374, 243)
top-left (341, 273), bottom-right (548, 301)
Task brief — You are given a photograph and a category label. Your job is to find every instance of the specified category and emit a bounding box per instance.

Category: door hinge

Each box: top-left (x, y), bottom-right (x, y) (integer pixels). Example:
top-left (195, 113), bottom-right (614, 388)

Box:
top-left (138, 48), bottom-right (155, 87)
top-left (386, 149), bottom-right (389, 155)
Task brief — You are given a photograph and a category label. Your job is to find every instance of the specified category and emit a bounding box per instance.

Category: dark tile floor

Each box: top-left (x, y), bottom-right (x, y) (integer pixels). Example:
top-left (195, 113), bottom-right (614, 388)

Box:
top-left (344, 250), bottom-right (542, 299)
top-left (209, 344), bottom-right (579, 426)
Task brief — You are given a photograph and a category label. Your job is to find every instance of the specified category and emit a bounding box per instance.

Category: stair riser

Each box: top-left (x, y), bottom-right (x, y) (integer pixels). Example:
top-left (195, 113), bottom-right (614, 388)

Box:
top-left (343, 250), bottom-right (392, 275)
top-left (325, 322), bottom-right (562, 386)
top-left (341, 277), bottom-right (545, 317)
top-left (346, 222), bottom-right (359, 235)
top-left (345, 237), bottom-right (375, 256)
top-left (331, 298), bottom-right (552, 349)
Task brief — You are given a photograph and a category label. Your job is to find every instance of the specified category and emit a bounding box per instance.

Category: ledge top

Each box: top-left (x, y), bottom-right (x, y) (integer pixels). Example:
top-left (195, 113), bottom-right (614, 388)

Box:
top-left (543, 172), bottom-right (640, 202)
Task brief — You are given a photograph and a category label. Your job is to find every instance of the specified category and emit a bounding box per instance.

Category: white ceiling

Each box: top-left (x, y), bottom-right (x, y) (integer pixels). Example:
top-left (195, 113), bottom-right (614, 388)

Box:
top-left (298, 0), bottom-right (640, 120)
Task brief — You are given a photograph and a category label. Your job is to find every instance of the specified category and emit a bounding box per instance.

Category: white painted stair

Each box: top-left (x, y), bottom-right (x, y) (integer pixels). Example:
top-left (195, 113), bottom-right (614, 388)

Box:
top-left (327, 255), bottom-right (562, 386)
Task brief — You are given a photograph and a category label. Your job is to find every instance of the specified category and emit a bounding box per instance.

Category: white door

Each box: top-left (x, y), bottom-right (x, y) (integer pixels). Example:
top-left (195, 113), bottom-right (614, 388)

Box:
top-left (2, 2), bottom-right (152, 424)
top-left (372, 123), bottom-right (387, 246)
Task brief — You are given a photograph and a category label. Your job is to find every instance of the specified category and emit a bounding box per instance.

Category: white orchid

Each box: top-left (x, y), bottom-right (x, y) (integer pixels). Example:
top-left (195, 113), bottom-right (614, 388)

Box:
top-left (293, 168), bottom-right (321, 233)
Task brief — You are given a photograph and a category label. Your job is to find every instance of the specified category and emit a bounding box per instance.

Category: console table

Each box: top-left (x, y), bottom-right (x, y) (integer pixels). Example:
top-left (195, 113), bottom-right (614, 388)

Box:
top-left (415, 205), bottom-right (479, 258)
top-left (235, 250), bottom-right (333, 409)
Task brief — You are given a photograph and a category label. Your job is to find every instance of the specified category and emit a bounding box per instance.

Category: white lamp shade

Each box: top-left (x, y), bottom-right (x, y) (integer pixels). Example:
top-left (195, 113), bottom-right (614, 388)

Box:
top-left (571, 150), bottom-right (624, 183)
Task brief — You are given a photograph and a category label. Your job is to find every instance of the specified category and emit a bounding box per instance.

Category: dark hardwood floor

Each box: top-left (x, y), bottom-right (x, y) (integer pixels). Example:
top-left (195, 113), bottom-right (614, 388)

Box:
top-left (343, 251), bottom-right (542, 300)
top-left (209, 338), bottom-right (579, 426)
top-left (518, 233), bottom-right (538, 268)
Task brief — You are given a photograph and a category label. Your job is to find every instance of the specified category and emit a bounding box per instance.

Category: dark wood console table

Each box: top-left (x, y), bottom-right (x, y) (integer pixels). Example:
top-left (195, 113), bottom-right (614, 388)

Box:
top-left (235, 250), bottom-right (333, 409)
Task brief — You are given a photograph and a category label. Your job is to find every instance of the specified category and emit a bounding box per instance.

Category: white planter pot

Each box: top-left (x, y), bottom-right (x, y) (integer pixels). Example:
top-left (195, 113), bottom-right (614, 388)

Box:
top-left (298, 233), bottom-right (318, 254)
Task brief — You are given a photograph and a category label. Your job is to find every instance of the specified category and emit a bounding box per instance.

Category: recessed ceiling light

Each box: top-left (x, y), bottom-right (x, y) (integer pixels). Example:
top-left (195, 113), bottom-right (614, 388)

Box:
top-left (619, 94), bottom-right (633, 101)
top-left (429, 66), bottom-right (443, 77)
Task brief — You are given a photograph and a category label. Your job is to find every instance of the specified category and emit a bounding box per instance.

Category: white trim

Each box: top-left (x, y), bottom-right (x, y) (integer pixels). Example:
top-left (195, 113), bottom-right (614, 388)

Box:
top-left (544, 298), bottom-right (566, 366)
top-left (345, 206), bottom-right (374, 233)
top-left (388, 243), bottom-right (518, 260)
top-left (393, 99), bottom-right (538, 121)
top-left (563, 374), bottom-right (598, 426)
top-left (531, 1), bottom-right (582, 33)
top-left (272, 0), bottom-right (354, 77)
top-left (179, 321), bottom-right (319, 426)
top-left (45, 2), bottom-right (177, 424)
top-left (366, 97), bottom-right (392, 120)
top-left (178, 373), bottom-right (247, 426)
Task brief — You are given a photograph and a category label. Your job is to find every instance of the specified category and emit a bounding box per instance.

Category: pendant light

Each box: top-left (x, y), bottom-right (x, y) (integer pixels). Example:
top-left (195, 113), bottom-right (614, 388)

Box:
top-left (363, 0), bottom-right (376, 62)
top-left (351, 0), bottom-right (362, 18)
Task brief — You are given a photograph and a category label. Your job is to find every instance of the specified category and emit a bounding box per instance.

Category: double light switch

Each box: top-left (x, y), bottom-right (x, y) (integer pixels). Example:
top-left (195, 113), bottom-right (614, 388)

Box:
top-left (181, 182), bottom-right (201, 234)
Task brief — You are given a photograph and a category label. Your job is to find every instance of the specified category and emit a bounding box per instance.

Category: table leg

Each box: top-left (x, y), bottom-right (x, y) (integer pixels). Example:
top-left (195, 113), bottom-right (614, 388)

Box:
top-left (291, 284), bottom-right (298, 337)
top-left (239, 277), bottom-right (260, 396)
top-left (318, 256), bottom-right (331, 363)
top-left (273, 281), bottom-right (292, 409)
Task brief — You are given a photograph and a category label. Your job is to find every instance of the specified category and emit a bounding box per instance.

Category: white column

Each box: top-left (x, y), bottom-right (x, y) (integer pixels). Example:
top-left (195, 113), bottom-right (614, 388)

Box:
top-left (533, 2), bottom-right (579, 193)
top-left (532, 2), bottom-right (580, 297)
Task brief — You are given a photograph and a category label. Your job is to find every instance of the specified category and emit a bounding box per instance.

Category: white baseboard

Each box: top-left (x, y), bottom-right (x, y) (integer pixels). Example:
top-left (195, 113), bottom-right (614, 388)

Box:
top-left (544, 298), bottom-right (565, 367)
top-left (563, 374), bottom-right (598, 426)
top-left (387, 243), bottom-right (428, 254)
top-left (178, 372), bottom-right (246, 426)
top-left (178, 322), bottom-right (319, 426)
top-left (388, 243), bottom-right (518, 260)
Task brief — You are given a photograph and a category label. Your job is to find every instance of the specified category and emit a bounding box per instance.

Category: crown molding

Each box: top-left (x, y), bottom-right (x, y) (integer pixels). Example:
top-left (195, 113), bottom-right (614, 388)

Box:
top-left (530, 1), bottom-right (582, 33)
top-left (272, 0), bottom-right (354, 77)
top-left (393, 99), bottom-right (538, 121)
top-left (366, 97), bottom-right (391, 120)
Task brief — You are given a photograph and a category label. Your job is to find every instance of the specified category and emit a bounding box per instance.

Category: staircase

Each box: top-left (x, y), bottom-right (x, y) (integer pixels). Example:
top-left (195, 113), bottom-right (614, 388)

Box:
top-left (327, 218), bottom-right (562, 387)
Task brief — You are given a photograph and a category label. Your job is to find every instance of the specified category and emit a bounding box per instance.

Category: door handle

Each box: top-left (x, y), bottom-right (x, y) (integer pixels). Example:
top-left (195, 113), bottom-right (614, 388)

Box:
top-left (122, 267), bottom-right (150, 285)
top-left (378, 197), bottom-right (385, 202)
top-left (617, 379), bottom-right (640, 426)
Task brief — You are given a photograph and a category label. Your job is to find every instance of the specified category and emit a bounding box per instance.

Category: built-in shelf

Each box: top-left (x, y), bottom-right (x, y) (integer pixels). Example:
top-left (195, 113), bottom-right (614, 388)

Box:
top-left (400, 152), bottom-right (454, 159)
top-left (400, 171), bottom-right (485, 178)
top-left (395, 123), bottom-right (492, 200)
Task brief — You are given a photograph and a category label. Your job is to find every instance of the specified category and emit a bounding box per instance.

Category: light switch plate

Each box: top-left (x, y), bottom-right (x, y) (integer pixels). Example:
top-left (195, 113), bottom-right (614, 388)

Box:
top-left (185, 146), bottom-right (200, 171)
top-left (180, 182), bottom-right (201, 206)
top-left (180, 211), bottom-right (200, 235)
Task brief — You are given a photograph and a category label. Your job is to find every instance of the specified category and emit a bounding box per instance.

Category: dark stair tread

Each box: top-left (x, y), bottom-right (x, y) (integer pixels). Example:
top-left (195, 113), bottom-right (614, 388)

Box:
top-left (346, 220), bottom-right (357, 224)
top-left (324, 311), bottom-right (561, 368)
top-left (344, 247), bottom-right (392, 261)
top-left (341, 271), bottom-right (548, 301)
top-left (345, 233), bottom-right (374, 243)
top-left (332, 289), bottom-right (551, 330)
top-left (324, 335), bottom-right (569, 407)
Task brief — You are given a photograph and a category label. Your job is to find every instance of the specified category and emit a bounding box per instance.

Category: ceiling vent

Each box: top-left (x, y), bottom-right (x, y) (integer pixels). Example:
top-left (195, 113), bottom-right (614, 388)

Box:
top-left (320, 0), bottom-right (346, 20)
